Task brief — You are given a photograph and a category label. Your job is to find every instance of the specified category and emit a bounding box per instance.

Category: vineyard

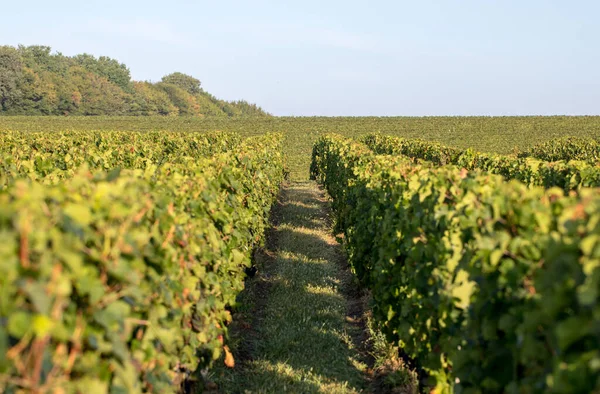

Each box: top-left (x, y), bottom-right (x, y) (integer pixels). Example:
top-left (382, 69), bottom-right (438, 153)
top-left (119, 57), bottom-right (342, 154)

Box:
top-left (311, 134), bottom-right (600, 393)
top-left (2, 116), bottom-right (600, 180)
top-left (0, 117), bottom-right (599, 393)
top-left (0, 130), bottom-right (285, 392)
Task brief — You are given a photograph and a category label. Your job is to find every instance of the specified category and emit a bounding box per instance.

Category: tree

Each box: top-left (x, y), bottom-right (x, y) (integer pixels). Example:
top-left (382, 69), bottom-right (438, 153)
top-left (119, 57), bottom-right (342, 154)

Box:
top-left (13, 67), bottom-right (58, 115)
top-left (156, 82), bottom-right (200, 116)
top-left (0, 45), bottom-right (270, 117)
top-left (17, 45), bottom-right (69, 76)
top-left (0, 46), bottom-right (23, 111)
top-left (68, 66), bottom-right (130, 115)
top-left (17, 45), bottom-right (52, 68)
top-left (230, 100), bottom-right (270, 116)
top-left (131, 81), bottom-right (178, 115)
top-left (161, 72), bottom-right (201, 95)
top-left (74, 54), bottom-right (132, 91)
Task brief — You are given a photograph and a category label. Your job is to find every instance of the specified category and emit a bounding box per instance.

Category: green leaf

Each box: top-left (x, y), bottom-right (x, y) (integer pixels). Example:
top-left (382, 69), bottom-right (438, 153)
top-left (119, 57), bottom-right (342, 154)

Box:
top-left (73, 377), bottom-right (109, 394)
top-left (64, 203), bottom-right (92, 226)
top-left (105, 167), bottom-right (121, 182)
top-left (555, 317), bottom-right (590, 351)
top-left (24, 281), bottom-right (52, 314)
top-left (8, 312), bottom-right (32, 337)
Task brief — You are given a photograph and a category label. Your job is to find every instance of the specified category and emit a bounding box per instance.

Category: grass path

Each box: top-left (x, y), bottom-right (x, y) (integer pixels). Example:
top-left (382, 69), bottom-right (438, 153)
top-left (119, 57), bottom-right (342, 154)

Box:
top-left (211, 181), bottom-right (371, 393)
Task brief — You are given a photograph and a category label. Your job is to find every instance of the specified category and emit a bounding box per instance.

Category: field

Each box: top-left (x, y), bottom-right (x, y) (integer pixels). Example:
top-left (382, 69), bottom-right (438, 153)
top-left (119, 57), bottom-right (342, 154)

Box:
top-left (1, 116), bottom-right (600, 394)
top-left (2, 116), bottom-right (600, 179)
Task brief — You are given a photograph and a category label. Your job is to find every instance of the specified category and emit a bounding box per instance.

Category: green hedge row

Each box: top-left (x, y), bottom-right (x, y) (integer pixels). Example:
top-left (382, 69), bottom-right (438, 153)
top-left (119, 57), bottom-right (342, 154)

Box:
top-left (363, 133), bottom-right (600, 191)
top-left (0, 130), bottom-right (241, 187)
top-left (311, 134), bottom-right (600, 393)
top-left (0, 133), bottom-right (284, 393)
top-left (518, 136), bottom-right (600, 163)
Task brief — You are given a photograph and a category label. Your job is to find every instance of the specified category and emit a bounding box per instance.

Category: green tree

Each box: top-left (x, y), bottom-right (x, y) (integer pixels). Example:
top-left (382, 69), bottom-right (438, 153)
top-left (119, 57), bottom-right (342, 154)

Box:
top-left (131, 81), bottom-right (178, 115)
top-left (0, 46), bottom-right (23, 111)
top-left (230, 99), bottom-right (270, 116)
top-left (74, 54), bottom-right (132, 90)
top-left (68, 66), bottom-right (130, 115)
top-left (0, 44), bottom-right (270, 117)
top-left (17, 45), bottom-right (70, 76)
top-left (161, 72), bottom-right (201, 95)
top-left (13, 67), bottom-right (58, 115)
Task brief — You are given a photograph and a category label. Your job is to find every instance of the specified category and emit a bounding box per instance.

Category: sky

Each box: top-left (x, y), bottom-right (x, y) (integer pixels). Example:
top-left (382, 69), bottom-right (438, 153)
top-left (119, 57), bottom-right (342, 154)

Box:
top-left (1, 0), bottom-right (599, 116)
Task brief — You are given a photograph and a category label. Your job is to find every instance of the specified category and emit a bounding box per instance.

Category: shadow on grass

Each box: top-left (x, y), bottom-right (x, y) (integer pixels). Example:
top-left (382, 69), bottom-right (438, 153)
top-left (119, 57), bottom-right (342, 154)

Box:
top-left (210, 182), bottom-right (368, 393)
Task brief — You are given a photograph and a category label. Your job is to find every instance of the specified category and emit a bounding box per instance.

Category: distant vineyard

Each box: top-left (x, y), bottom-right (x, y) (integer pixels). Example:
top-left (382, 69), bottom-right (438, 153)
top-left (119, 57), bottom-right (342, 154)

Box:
top-left (311, 135), bottom-right (600, 393)
top-left (0, 131), bottom-right (284, 392)
top-left (363, 133), bottom-right (600, 191)
top-left (518, 136), bottom-right (600, 163)
top-left (2, 115), bottom-right (600, 180)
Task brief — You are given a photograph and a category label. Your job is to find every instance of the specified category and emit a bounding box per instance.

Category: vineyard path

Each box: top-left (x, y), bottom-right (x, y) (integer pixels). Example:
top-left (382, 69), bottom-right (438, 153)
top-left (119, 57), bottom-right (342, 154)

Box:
top-left (211, 181), bottom-right (372, 393)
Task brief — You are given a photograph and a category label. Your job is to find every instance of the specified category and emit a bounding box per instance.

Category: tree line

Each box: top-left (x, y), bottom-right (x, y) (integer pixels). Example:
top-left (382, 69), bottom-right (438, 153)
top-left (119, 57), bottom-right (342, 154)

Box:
top-left (0, 45), bottom-right (270, 116)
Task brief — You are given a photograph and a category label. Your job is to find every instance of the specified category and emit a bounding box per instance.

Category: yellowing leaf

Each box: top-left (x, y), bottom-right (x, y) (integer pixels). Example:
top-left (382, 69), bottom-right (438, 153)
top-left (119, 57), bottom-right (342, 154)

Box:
top-left (33, 315), bottom-right (54, 337)
top-left (64, 203), bottom-right (92, 226)
top-left (224, 345), bottom-right (235, 368)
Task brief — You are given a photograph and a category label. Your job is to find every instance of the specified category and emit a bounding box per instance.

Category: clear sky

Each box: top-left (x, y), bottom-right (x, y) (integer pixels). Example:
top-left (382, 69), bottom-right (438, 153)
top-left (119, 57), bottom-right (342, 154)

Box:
top-left (1, 0), bottom-right (598, 116)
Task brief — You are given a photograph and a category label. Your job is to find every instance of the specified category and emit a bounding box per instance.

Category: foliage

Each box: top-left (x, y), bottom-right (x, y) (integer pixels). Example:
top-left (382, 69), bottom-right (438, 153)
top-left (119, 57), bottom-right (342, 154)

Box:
top-left (0, 130), bottom-right (242, 187)
top-left (130, 82), bottom-right (179, 116)
top-left (518, 136), bottom-right (600, 163)
top-left (155, 83), bottom-right (201, 116)
top-left (311, 134), bottom-right (600, 393)
top-left (161, 72), bottom-right (201, 95)
top-left (0, 46), bottom-right (23, 111)
top-left (363, 133), bottom-right (600, 191)
top-left (2, 115), bottom-right (600, 180)
top-left (74, 54), bottom-right (132, 91)
top-left (0, 45), bottom-right (271, 117)
top-left (0, 132), bottom-right (285, 393)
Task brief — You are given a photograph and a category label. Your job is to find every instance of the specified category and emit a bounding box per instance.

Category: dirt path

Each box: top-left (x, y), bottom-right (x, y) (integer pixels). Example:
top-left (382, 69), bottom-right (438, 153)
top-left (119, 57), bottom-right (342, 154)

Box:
top-left (211, 181), bottom-right (372, 393)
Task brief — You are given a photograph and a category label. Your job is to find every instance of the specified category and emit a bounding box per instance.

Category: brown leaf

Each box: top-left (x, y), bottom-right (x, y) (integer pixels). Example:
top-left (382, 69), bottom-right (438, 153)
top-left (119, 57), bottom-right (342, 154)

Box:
top-left (572, 203), bottom-right (586, 220)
